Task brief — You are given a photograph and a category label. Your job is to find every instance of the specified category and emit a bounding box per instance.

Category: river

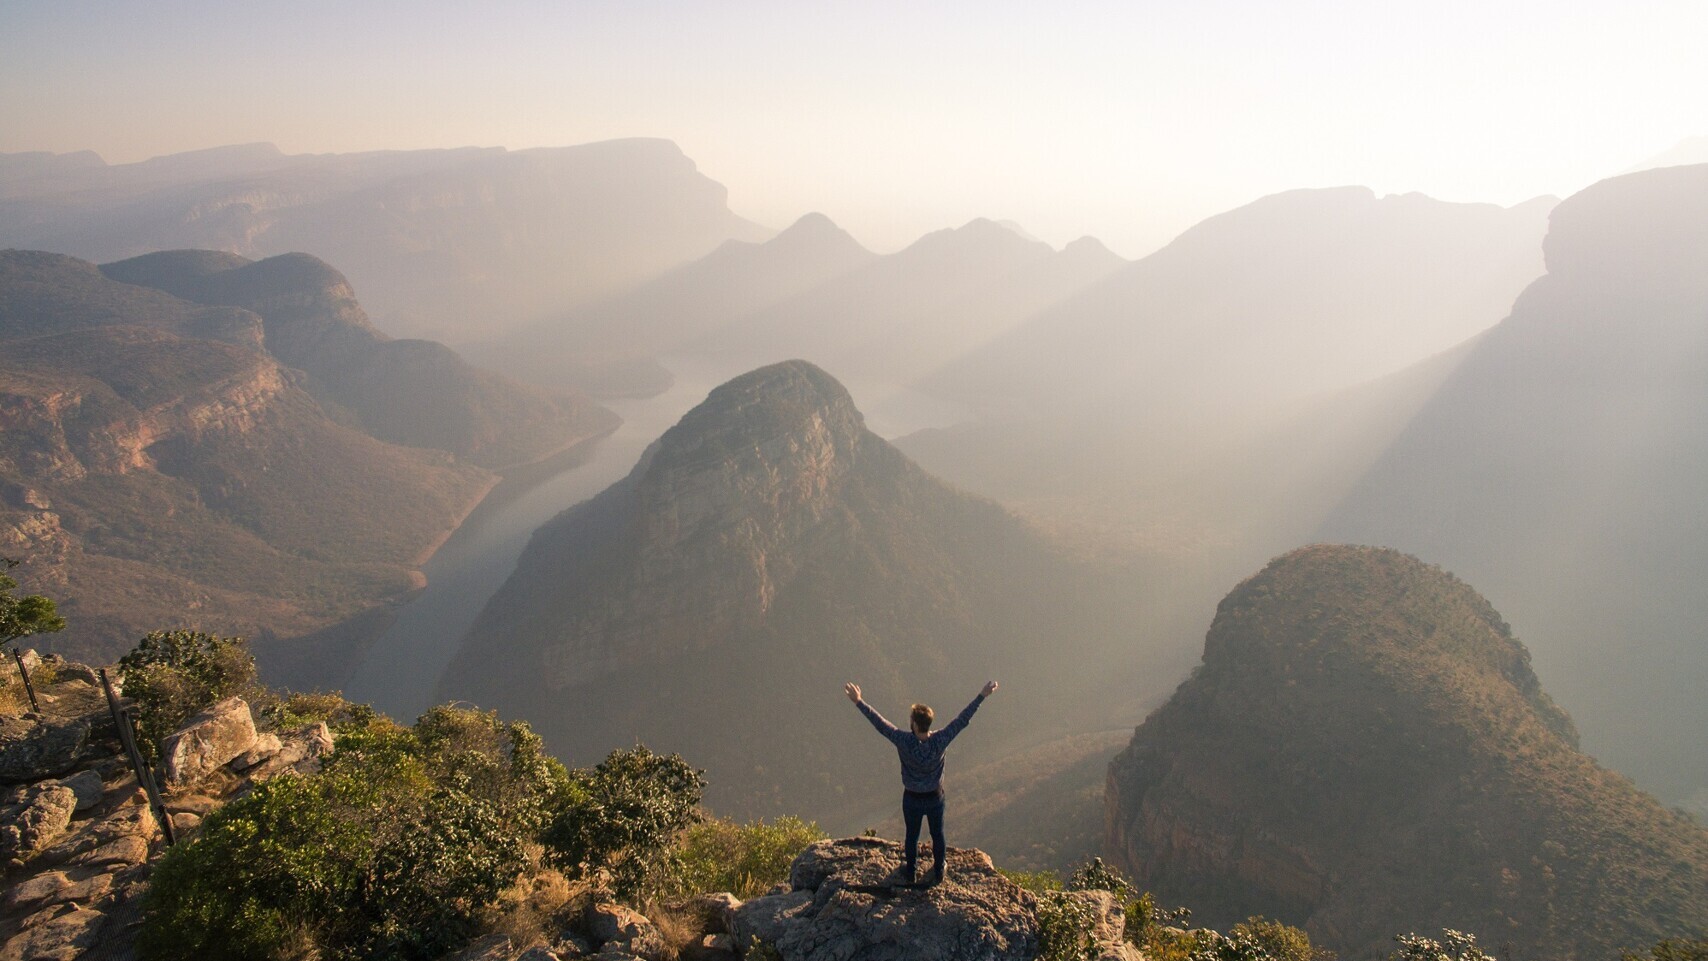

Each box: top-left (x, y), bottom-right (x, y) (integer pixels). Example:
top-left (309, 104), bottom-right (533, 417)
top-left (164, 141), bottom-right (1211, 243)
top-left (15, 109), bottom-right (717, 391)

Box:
top-left (342, 356), bottom-right (965, 721)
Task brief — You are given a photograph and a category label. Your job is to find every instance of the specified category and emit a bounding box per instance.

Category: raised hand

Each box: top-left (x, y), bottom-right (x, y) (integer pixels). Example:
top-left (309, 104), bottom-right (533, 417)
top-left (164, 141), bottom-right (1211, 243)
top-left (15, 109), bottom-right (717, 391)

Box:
top-left (845, 682), bottom-right (862, 704)
top-left (981, 680), bottom-right (999, 697)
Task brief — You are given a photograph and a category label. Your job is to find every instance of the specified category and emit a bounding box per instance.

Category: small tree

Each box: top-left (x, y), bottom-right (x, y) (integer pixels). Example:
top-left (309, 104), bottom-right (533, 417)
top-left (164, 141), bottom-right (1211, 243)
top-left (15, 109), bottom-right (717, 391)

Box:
top-left (118, 630), bottom-right (257, 758)
top-left (541, 745), bottom-right (705, 900)
top-left (1390, 930), bottom-right (1496, 961)
top-left (0, 557), bottom-right (66, 647)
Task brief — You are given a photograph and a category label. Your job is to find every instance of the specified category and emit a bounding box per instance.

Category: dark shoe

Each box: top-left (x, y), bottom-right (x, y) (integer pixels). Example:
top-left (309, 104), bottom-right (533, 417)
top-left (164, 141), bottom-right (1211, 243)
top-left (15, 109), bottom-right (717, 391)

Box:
top-left (928, 865), bottom-right (946, 886)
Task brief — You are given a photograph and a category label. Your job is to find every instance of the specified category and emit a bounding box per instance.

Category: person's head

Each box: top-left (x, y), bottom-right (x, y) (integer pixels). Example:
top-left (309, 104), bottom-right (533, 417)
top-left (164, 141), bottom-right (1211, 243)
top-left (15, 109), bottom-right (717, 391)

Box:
top-left (910, 703), bottom-right (934, 734)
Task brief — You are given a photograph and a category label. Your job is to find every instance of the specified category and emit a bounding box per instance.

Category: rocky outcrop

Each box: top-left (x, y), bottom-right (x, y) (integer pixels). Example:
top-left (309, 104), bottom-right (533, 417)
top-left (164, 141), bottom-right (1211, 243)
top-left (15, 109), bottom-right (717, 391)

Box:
top-left (157, 696), bottom-right (257, 788)
top-left (0, 653), bottom-right (339, 960)
top-left (1106, 545), bottom-right (1708, 961)
top-left (731, 837), bottom-right (1098, 961)
top-left (0, 716), bottom-right (89, 785)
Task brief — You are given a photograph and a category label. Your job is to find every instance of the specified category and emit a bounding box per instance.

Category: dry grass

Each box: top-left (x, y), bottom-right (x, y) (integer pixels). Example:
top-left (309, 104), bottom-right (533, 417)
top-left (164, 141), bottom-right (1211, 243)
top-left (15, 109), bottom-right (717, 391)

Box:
top-left (641, 901), bottom-right (706, 961)
top-left (483, 848), bottom-right (587, 951)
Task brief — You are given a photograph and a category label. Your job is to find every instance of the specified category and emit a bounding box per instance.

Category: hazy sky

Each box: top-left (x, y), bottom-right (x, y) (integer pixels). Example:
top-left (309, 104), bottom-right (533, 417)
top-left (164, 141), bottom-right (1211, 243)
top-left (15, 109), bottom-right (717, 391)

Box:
top-left (3, 0), bottom-right (1703, 255)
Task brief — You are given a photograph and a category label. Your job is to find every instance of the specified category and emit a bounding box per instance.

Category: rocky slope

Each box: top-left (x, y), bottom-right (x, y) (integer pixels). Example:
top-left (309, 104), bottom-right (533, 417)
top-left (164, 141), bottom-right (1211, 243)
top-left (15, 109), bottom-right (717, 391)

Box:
top-left (0, 250), bottom-right (494, 661)
top-left (0, 140), bottom-right (771, 342)
top-left (441, 361), bottom-right (1148, 824)
top-left (1106, 545), bottom-right (1708, 961)
top-left (1319, 163), bottom-right (1708, 810)
top-left (100, 249), bottom-right (617, 468)
top-left (0, 652), bottom-right (335, 961)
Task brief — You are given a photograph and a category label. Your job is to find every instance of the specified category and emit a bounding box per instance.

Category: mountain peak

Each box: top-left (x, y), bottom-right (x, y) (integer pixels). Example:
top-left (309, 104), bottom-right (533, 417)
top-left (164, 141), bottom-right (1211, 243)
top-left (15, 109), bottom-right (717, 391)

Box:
top-left (1108, 544), bottom-right (1708, 960)
top-left (764, 212), bottom-right (870, 256)
top-left (648, 360), bottom-right (865, 480)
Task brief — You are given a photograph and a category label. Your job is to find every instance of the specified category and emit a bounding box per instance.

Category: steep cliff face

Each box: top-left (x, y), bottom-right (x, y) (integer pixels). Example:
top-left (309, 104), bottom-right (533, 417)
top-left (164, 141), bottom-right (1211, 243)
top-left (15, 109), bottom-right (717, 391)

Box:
top-left (0, 253), bottom-right (494, 661)
top-left (443, 361), bottom-right (1145, 823)
top-left (101, 250), bottom-right (617, 468)
top-left (1106, 545), bottom-right (1708, 961)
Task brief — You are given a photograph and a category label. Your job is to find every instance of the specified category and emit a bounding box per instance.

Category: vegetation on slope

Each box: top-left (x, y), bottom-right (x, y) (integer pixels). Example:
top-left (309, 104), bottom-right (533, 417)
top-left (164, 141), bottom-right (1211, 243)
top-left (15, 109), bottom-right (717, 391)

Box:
top-left (1107, 545), bottom-right (1708, 960)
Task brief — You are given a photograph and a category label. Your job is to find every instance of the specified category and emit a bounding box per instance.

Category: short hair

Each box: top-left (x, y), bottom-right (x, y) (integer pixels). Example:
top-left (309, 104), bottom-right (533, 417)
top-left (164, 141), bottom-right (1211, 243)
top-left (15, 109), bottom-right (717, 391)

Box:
top-left (910, 703), bottom-right (934, 732)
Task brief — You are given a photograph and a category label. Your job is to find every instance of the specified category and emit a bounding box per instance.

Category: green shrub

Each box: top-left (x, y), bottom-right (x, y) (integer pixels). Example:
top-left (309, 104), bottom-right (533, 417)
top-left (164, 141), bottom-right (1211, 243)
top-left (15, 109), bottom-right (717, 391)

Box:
top-left (1036, 889), bottom-right (1105, 961)
top-left (1389, 930), bottom-right (1496, 961)
top-left (670, 815), bottom-right (825, 899)
top-left (140, 707), bottom-right (549, 961)
top-left (1191, 919), bottom-right (1332, 961)
top-left (541, 745), bottom-right (705, 901)
top-left (118, 630), bottom-right (256, 759)
top-left (0, 557), bottom-right (65, 648)
top-left (253, 689), bottom-right (378, 734)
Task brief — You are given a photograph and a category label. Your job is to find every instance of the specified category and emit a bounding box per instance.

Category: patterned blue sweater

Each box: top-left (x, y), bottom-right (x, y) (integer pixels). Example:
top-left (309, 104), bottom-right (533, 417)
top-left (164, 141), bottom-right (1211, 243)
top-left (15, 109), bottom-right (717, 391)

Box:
top-left (856, 693), bottom-right (986, 794)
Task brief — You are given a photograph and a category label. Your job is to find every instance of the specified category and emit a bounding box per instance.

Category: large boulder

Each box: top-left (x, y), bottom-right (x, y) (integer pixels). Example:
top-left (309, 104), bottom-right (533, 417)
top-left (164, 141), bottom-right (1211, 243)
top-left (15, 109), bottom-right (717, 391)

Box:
top-left (0, 716), bottom-right (90, 784)
top-left (0, 905), bottom-right (107, 961)
top-left (731, 837), bottom-right (1041, 961)
top-left (0, 785), bottom-right (77, 863)
top-left (585, 902), bottom-right (666, 959)
top-left (158, 697), bottom-right (257, 788)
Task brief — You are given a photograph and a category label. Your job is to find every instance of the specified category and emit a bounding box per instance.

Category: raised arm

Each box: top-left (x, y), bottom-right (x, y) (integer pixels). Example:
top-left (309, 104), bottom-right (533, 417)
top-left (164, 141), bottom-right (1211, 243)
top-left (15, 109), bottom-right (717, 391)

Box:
top-left (935, 680), bottom-right (997, 746)
top-left (846, 682), bottom-right (904, 742)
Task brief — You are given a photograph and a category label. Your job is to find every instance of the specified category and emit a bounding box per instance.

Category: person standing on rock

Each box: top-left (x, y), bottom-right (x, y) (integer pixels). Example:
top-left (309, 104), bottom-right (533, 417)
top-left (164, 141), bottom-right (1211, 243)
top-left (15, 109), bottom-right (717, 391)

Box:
top-left (845, 679), bottom-right (998, 885)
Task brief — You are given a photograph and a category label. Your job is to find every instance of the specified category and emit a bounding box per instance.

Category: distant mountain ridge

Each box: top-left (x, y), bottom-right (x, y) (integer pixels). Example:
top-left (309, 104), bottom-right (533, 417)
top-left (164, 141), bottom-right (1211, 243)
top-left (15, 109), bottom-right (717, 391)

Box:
top-left (480, 214), bottom-right (1125, 397)
top-left (440, 361), bottom-right (1148, 824)
top-left (1319, 163), bottom-right (1708, 807)
top-left (1107, 545), bottom-right (1708, 961)
top-left (925, 186), bottom-right (1554, 421)
top-left (0, 140), bottom-right (771, 342)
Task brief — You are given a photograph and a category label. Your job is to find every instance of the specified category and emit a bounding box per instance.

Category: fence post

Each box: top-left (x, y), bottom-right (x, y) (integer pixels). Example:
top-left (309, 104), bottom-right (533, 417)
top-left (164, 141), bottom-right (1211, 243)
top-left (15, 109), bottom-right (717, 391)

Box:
top-left (10, 647), bottom-right (40, 712)
top-left (97, 668), bottom-right (176, 847)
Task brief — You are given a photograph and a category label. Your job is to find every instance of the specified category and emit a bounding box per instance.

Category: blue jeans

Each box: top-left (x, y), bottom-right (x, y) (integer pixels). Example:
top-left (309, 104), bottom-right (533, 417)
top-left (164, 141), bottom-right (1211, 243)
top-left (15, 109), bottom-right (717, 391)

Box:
top-left (902, 790), bottom-right (946, 877)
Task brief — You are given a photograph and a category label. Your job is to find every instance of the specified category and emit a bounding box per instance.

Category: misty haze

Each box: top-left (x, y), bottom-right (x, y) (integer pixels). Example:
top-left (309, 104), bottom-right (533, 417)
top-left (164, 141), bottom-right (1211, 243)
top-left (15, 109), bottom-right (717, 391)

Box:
top-left (1, 4), bottom-right (1705, 960)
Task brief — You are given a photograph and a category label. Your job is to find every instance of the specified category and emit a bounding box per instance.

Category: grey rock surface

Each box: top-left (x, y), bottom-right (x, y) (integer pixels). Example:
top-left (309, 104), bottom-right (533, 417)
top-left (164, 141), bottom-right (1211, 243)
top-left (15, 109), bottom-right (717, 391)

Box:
top-left (0, 716), bottom-right (90, 784)
top-left (0, 785), bottom-right (76, 861)
top-left (732, 837), bottom-right (1040, 961)
top-left (158, 696), bottom-right (257, 788)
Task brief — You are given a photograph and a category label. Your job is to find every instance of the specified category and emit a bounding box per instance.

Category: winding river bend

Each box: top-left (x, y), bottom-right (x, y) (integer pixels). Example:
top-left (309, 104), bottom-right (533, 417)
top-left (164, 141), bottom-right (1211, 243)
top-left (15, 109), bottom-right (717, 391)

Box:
top-left (342, 357), bottom-right (964, 721)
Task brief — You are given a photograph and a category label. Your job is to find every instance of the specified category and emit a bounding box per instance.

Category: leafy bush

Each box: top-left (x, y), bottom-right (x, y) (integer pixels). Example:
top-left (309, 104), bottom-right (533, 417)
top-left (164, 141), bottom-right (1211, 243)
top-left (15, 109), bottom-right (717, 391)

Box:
top-left (118, 630), bottom-right (256, 758)
top-left (541, 745), bottom-right (704, 901)
top-left (1191, 919), bottom-right (1332, 961)
top-left (1067, 856), bottom-right (1136, 899)
top-left (669, 815), bottom-right (825, 899)
top-left (1389, 930), bottom-right (1496, 961)
top-left (0, 557), bottom-right (65, 647)
top-left (252, 689), bottom-right (378, 734)
top-left (140, 706), bottom-right (555, 961)
top-left (1036, 889), bottom-right (1105, 961)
